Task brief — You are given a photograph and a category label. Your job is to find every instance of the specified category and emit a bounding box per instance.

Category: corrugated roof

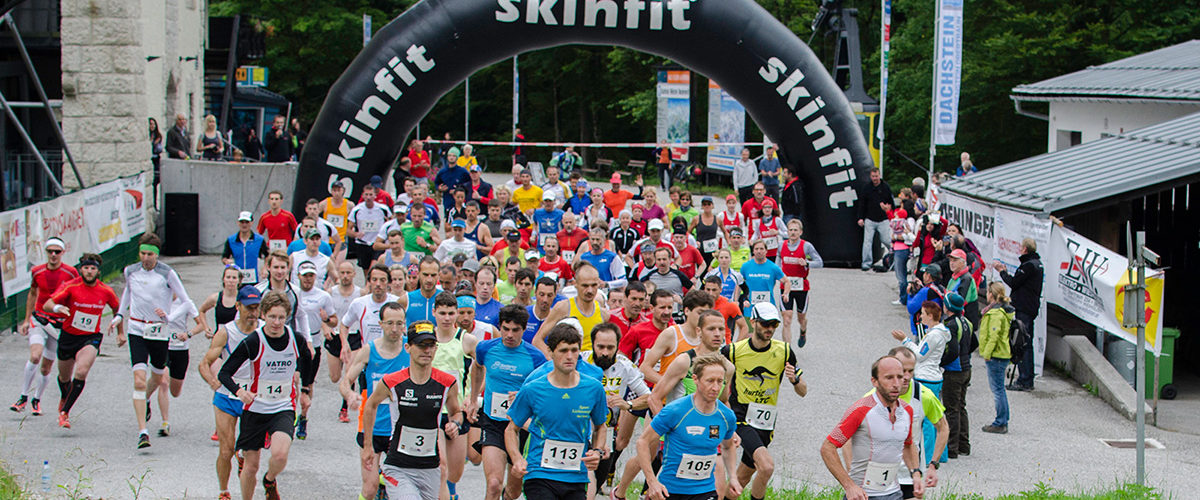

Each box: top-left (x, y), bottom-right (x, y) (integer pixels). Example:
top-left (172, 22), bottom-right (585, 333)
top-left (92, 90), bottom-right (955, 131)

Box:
top-left (1011, 40), bottom-right (1200, 101)
top-left (941, 111), bottom-right (1200, 212)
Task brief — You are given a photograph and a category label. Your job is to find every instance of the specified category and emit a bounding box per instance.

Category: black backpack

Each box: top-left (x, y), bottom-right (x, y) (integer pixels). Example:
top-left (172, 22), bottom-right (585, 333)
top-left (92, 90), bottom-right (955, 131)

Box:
top-left (1008, 314), bottom-right (1032, 363)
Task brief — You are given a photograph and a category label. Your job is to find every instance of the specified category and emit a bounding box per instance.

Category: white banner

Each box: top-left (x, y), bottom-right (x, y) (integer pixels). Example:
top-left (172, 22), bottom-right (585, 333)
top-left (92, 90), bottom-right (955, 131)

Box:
top-left (82, 181), bottom-right (124, 252)
top-left (877, 0), bottom-right (891, 143)
top-left (0, 207), bottom-right (34, 297)
top-left (993, 207), bottom-right (1052, 373)
top-left (38, 191), bottom-right (90, 266)
top-left (656, 70), bottom-right (691, 161)
top-left (933, 0), bottom-right (964, 145)
top-left (938, 190), bottom-right (995, 263)
top-left (120, 172), bottom-right (149, 237)
top-left (705, 81), bottom-right (745, 174)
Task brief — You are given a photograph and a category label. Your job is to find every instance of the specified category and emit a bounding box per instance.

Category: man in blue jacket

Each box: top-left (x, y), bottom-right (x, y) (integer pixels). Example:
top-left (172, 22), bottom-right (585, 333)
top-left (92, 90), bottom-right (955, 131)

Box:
top-left (221, 211), bottom-right (268, 284)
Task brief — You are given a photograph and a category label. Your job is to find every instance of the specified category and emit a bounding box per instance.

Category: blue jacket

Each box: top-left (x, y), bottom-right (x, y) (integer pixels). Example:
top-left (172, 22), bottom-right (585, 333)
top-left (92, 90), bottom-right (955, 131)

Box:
top-left (906, 283), bottom-right (945, 336)
top-left (568, 194), bottom-right (591, 215)
top-left (223, 232), bottom-right (267, 281)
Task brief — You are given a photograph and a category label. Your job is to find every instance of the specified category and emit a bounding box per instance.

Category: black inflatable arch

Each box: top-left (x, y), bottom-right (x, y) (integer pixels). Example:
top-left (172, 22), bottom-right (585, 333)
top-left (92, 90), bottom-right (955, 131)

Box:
top-left (297, 0), bottom-right (874, 264)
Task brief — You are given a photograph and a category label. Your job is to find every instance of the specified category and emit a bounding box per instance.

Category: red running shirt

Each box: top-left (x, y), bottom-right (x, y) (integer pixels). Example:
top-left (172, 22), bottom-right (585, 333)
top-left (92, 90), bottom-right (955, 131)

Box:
top-left (31, 263), bottom-right (79, 317)
top-left (50, 279), bottom-right (120, 335)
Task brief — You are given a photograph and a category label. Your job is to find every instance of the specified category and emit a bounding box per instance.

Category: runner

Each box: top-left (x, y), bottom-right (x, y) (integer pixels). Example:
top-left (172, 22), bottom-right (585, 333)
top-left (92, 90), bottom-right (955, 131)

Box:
top-left (45, 253), bottom-right (123, 430)
top-left (638, 290), bottom-right (713, 391)
top-left (361, 320), bottom-right (464, 500)
top-left (721, 303), bottom-right (807, 500)
top-left (341, 302), bottom-right (410, 500)
top-left (701, 276), bottom-right (749, 343)
top-left (320, 181), bottom-right (355, 262)
top-left (286, 217), bottom-right (334, 257)
top-left (777, 219), bottom-right (823, 348)
top-left (257, 191), bottom-right (299, 253)
top-left (505, 323), bottom-right (609, 500)
top-left (649, 307), bottom-right (730, 413)
top-left (691, 197), bottom-right (722, 266)
top-left (577, 223), bottom-right (628, 291)
top-left (293, 198), bottom-right (341, 250)
top-left (198, 286), bottom-right (262, 500)
top-left (506, 266), bottom-right (536, 307)
top-left (556, 211), bottom-right (588, 263)
top-left (618, 289), bottom-right (675, 368)
top-left (119, 233), bottom-right (193, 449)
top-left (196, 265), bottom-right (244, 336)
top-left (636, 353), bottom-right (741, 500)
top-left (750, 199), bottom-right (783, 260)
top-left (256, 250), bottom-right (311, 347)
top-left (294, 261), bottom-right (338, 439)
top-left (724, 228), bottom-right (750, 271)
top-left (701, 248), bottom-right (744, 304)
top-left (405, 256), bottom-right (442, 326)
top-left (738, 240), bottom-right (789, 342)
top-left (468, 304), bottom-right (548, 500)
top-left (463, 200), bottom-right (494, 259)
top-left (218, 291), bottom-right (315, 500)
top-left (11, 238), bottom-right (78, 416)
top-left (374, 230), bottom-right (413, 269)
top-left (154, 294), bottom-right (204, 437)
top-left (532, 262), bottom-right (609, 353)
top-left (719, 194), bottom-right (744, 243)
top-left (339, 265), bottom-right (399, 423)
top-left (348, 184), bottom-right (393, 273)
top-left (608, 281), bottom-right (648, 338)
top-left (223, 211), bottom-right (268, 284)
top-left (473, 267), bottom-right (502, 326)
top-left (289, 228), bottom-right (336, 286)
top-left (820, 356), bottom-right (924, 500)
top-left (524, 277), bottom-right (559, 343)
top-left (324, 260), bottom-right (362, 421)
top-left (584, 322), bottom-right (652, 492)
top-left (537, 237), bottom-right (573, 287)
top-left (430, 292), bottom-right (479, 497)
top-left (456, 295), bottom-right (497, 341)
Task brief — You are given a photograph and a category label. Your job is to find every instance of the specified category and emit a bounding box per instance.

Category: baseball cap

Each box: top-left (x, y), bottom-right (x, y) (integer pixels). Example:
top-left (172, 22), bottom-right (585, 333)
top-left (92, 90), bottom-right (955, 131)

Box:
top-left (729, 227), bottom-right (744, 237)
top-left (462, 259), bottom-right (480, 273)
top-left (305, 228), bottom-right (321, 239)
top-left (237, 211), bottom-right (253, 222)
top-left (236, 285), bottom-right (262, 305)
top-left (922, 263), bottom-right (942, 278)
top-left (506, 230), bottom-right (521, 241)
top-left (469, 165), bottom-right (482, 173)
top-left (632, 204), bottom-right (645, 211)
top-left (648, 219), bottom-right (664, 231)
top-left (330, 181), bottom-right (345, 190)
top-left (407, 321), bottom-right (437, 344)
top-left (451, 219), bottom-right (467, 229)
top-left (395, 204), bottom-right (408, 214)
top-left (500, 219), bottom-right (517, 231)
top-left (762, 198), bottom-right (777, 207)
top-left (297, 261), bottom-right (318, 275)
top-left (751, 303), bottom-right (781, 323)
top-left (525, 250), bottom-right (541, 260)
top-left (369, 175), bottom-right (384, 188)
top-left (542, 191), bottom-right (556, 201)
top-left (44, 237), bottom-right (65, 251)
top-left (949, 249), bottom-right (967, 260)
top-left (452, 253), bottom-right (469, 264)
top-left (610, 173), bottom-right (622, 184)
top-left (945, 292), bottom-right (965, 313)
top-left (725, 194), bottom-right (738, 202)
top-left (672, 223), bottom-right (687, 234)
top-left (701, 197), bottom-right (713, 205)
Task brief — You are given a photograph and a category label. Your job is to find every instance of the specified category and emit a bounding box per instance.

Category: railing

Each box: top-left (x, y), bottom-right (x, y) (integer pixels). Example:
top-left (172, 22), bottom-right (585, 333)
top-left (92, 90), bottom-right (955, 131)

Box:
top-left (2, 149), bottom-right (63, 210)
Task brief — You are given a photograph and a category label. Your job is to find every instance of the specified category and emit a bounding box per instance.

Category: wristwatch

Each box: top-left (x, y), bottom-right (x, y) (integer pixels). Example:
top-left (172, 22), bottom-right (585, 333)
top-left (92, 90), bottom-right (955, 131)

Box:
top-left (910, 468), bottom-right (923, 477)
top-left (928, 461), bottom-right (940, 470)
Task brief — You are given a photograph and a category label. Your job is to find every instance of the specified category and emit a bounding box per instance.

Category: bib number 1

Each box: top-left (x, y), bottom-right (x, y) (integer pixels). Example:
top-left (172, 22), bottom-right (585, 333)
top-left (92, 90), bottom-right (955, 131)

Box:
top-left (862, 461), bottom-right (901, 492)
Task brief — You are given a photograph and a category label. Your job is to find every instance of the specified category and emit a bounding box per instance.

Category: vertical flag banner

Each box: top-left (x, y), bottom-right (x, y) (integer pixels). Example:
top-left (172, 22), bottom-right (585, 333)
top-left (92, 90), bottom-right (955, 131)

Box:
top-left (877, 0), bottom-right (892, 145)
top-left (656, 70), bottom-right (691, 161)
top-left (705, 80), bottom-right (746, 174)
top-left (933, 0), bottom-right (964, 145)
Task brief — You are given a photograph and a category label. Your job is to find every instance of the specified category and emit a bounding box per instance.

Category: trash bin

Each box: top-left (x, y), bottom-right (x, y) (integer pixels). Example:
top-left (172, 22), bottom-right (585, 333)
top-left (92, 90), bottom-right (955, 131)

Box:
top-left (1105, 336), bottom-right (1137, 388)
top-left (1146, 328), bottom-right (1180, 400)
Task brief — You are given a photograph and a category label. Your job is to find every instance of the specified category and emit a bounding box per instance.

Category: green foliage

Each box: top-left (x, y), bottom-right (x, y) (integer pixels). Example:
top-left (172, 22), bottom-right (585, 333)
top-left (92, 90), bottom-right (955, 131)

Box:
top-left (0, 461), bottom-right (29, 500)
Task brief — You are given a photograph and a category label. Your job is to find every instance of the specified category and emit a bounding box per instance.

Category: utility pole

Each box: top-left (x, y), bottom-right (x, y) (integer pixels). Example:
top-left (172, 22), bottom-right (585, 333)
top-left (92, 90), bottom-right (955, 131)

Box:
top-left (1124, 224), bottom-right (1158, 488)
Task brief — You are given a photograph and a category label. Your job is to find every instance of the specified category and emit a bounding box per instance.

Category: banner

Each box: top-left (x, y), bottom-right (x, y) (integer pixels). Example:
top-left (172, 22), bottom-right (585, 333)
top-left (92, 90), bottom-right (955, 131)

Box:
top-left (877, 0), bottom-right (891, 144)
top-left (938, 190), bottom-right (996, 263)
top-left (0, 207), bottom-right (33, 297)
top-left (933, 0), bottom-right (964, 145)
top-left (1045, 225), bottom-right (1166, 354)
top-left (656, 70), bottom-right (690, 161)
top-left (38, 191), bottom-right (89, 266)
top-left (82, 181), bottom-right (124, 253)
top-left (705, 81), bottom-right (745, 173)
top-left (120, 172), bottom-right (148, 237)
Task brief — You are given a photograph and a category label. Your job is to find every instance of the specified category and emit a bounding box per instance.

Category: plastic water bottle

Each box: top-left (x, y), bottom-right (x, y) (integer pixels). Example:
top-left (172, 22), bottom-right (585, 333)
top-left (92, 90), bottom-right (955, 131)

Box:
top-left (40, 460), bottom-right (51, 493)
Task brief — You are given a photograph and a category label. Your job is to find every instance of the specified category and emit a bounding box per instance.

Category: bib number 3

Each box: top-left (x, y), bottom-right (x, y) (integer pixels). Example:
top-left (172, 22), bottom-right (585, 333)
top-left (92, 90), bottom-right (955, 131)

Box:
top-left (398, 426), bottom-right (437, 457)
top-left (541, 440), bottom-right (584, 471)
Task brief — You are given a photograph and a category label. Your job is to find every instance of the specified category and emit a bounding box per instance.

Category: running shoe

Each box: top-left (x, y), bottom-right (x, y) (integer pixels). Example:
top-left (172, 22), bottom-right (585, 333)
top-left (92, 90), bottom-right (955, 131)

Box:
top-left (218, 492), bottom-right (232, 500)
top-left (158, 422), bottom-right (170, 437)
top-left (338, 408), bottom-right (350, 423)
top-left (57, 411), bottom-right (70, 429)
top-left (296, 415), bottom-right (308, 440)
top-left (9, 396), bottom-right (27, 412)
top-left (211, 431), bottom-right (220, 442)
top-left (263, 475), bottom-right (280, 500)
top-left (797, 331), bottom-right (807, 348)
top-left (30, 399), bottom-right (42, 416)
top-left (137, 433), bottom-right (151, 449)
top-left (264, 433), bottom-right (272, 449)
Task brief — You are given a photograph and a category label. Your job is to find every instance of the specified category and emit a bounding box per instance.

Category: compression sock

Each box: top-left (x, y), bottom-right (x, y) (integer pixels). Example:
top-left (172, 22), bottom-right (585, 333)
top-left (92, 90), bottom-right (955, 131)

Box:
top-left (446, 481), bottom-right (456, 496)
top-left (35, 373), bottom-right (50, 400)
top-left (57, 377), bottom-right (70, 400)
top-left (61, 379), bottom-right (85, 414)
top-left (596, 456), bottom-right (614, 485)
top-left (341, 399), bottom-right (348, 411)
top-left (22, 361), bottom-right (38, 396)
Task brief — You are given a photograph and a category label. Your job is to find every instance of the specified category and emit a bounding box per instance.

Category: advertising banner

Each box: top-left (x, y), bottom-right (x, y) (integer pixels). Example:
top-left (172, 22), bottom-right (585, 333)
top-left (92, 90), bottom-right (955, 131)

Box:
top-left (38, 191), bottom-right (90, 266)
top-left (656, 70), bottom-right (690, 161)
top-left (120, 172), bottom-right (149, 237)
top-left (938, 190), bottom-right (996, 263)
top-left (705, 81), bottom-right (745, 173)
top-left (82, 181), bottom-right (124, 253)
top-left (0, 207), bottom-right (33, 297)
top-left (933, 0), bottom-right (964, 145)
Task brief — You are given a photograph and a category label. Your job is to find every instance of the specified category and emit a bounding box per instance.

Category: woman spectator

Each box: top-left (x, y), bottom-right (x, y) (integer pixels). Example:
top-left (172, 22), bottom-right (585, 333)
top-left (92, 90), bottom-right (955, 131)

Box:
top-left (195, 114), bottom-right (224, 161)
top-left (640, 186), bottom-right (667, 224)
top-left (149, 118), bottom-right (164, 169)
top-left (456, 144), bottom-right (479, 169)
top-left (978, 282), bottom-right (1013, 434)
top-left (243, 127), bottom-right (262, 161)
top-left (913, 213), bottom-right (946, 267)
top-left (889, 208), bottom-right (916, 305)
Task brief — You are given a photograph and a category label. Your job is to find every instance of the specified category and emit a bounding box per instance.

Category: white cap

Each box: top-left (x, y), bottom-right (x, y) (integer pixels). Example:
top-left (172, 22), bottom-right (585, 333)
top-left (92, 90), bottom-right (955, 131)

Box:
top-left (524, 250), bottom-right (541, 260)
top-left (647, 219), bottom-right (664, 231)
top-left (561, 317), bottom-right (583, 338)
top-left (542, 191), bottom-right (556, 201)
top-left (237, 211), bottom-right (253, 222)
top-left (751, 303), bottom-right (781, 322)
top-left (500, 219), bottom-right (517, 230)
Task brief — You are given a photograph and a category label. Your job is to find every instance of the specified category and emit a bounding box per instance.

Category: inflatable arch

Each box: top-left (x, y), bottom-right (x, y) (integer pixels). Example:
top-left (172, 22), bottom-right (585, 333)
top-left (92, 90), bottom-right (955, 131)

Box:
top-left (296, 0), bottom-right (874, 265)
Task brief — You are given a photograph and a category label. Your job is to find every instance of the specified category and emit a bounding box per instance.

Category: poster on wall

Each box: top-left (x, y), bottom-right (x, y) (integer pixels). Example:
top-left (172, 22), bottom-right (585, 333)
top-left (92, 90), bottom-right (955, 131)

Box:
top-left (120, 172), bottom-right (148, 236)
top-left (82, 181), bottom-right (124, 253)
top-left (38, 191), bottom-right (89, 266)
top-left (705, 80), bottom-right (745, 174)
top-left (656, 69), bottom-right (690, 162)
top-left (0, 208), bottom-right (31, 297)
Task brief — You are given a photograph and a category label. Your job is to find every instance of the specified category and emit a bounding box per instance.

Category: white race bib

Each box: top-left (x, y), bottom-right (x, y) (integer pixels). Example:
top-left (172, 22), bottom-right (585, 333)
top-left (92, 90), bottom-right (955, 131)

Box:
top-left (258, 380), bottom-right (290, 403)
top-left (764, 237), bottom-right (779, 250)
top-left (539, 233), bottom-right (554, 246)
top-left (397, 426), bottom-right (437, 457)
top-left (232, 377), bottom-right (253, 394)
top-left (562, 250), bottom-right (575, 262)
top-left (142, 322), bottom-right (169, 340)
top-left (70, 312), bottom-right (100, 332)
top-left (239, 268), bottom-right (257, 284)
top-left (327, 214), bottom-right (345, 228)
top-left (750, 291), bottom-right (770, 304)
top-left (269, 239), bottom-right (287, 252)
top-left (540, 439), bottom-right (584, 471)
top-left (675, 453), bottom-right (717, 481)
top-left (489, 392), bottom-right (512, 419)
top-left (360, 220), bottom-right (379, 233)
top-left (746, 402), bottom-right (778, 430)
top-left (788, 277), bottom-right (804, 290)
top-left (702, 239), bottom-right (719, 253)
top-left (862, 461), bottom-right (901, 493)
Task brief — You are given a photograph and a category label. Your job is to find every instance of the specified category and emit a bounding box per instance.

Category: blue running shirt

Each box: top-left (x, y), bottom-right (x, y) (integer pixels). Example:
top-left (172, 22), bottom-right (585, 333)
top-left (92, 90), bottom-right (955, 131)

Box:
top-left (363, 341), bottom-right (410, 436)
top-left (651, 394), bottom-right (737, 495)
top-left (406, 289), bottom-right (439, 327)
top-left (506, 375), bottom-right (607, 484)
top-left (526, 355), bottom-right (604, 384)
top-left (738, 259), bottom-right (784, 315)
top-left (474, 338), bottom-right (547, 419)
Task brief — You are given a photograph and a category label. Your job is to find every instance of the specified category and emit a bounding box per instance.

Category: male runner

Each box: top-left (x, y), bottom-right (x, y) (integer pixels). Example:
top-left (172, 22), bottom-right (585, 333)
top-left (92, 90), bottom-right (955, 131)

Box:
top-left (607, 281), bottom-right (648, 338)
top-left (11, 238), bottom-right (77, 415)
top-left (721, 303), bottom-right (807, 500)
top-left (324, 260), bottom-right (362, 419)
top-left (777, 219), bottom-right (822, 348)
top-left (46, 253), bottom-right (123, 429)
top-left (120, 233), bottom-right (192, 448)
top-left (533, 262), bottom-right (608, 353)
top-left (473, 267), bottom-right (502, 326)
top-left (577, 223), bottom-right (627, 290)
top-left (738, 240), bottom-right (789, 341)
top-left (219, 291), bottom-right (315, 500)
top-left (155, 294), bottom-right (203, 436)
top-left (524, 277), bottom-right (558, 343)
top-left (701, 276), bottom-right (749, 343)
top-left (290, 229), bottom-right (336, 285)
top-left (821, 356), bottom-right (923, 500)
top-left (295, 261), bottom-right (338, 438)
top-left (585, 323), bottom-right (652, 493)
top-left (637, 354), bottom-right (741, 500)
top-left (638, 290), bottom-right (713, 390)
top-left (468, 305), bottom-right (547, 500)
top-left (339, 264), bottom-right (398, 423)
top-left (348, 184), bottom-right (393, 272)
top-left (362, 320), bottom-right (463, 500)
top-left (505, 323), bottom-right (609, 500)
top-left (431, 292), bottom-right (478, 498)
top-left (258, 191), bottom-right (298, 253)
top-left (455, 295), bottom-right (497, 341)
top-left (618, 289), bottom-right (674, 368)
top-left (649, 307), bottom-right (731, 413)
top-left (405, 257), bottom-right (442, 327)
top-left (223, 211), bottom-right (269, 284)
top-left (198, 286), bottom-right (263, 500)
top-left (341, 302), bottom-right (410, 500)
top-left (256, 250), bottom-right (311, 345)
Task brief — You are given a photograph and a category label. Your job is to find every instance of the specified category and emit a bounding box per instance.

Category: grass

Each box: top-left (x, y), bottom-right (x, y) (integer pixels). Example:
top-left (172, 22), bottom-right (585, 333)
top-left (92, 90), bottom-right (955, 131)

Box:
top-left (0, 460), bottom-right (30, 500)
top-left (621, 480), bottom-right (1164, 499)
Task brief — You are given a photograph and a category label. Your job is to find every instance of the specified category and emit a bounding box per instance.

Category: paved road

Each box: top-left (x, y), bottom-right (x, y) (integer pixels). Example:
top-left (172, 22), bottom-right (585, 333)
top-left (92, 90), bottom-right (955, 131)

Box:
top-left (2, 260), bottom-right (1198, 498)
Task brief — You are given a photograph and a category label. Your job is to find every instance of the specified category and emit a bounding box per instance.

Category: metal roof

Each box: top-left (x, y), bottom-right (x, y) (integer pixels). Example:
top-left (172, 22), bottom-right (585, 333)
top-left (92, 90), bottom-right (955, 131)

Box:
top-left (1011, 40), bottom-right (1200, 101)
top-left (941, 111), bottom-right (1200, 213)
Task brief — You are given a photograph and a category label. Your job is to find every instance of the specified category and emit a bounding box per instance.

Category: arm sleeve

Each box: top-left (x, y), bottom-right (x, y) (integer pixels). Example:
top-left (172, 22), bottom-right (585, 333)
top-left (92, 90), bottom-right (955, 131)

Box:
top-left (804, 241), bottom-right (824, 268)
top-left (257, 237), bottom-right (269, 259)
top-left (607, 258), bottom-right (627, 289)
top-left (222, 239), bottom-right (234, 259)
top-left (167, 270), bottom-right (192, 306)
top-left (296, 329), bottom-right (315, 386)
top-left (219, 334), bottom-right (259, 394)
top-left (167, 300), bottom-right (197, 324)
top-left (626, 364), bottom-right (651, 397)
top-left (827, 405), bottom-right (869, 447)
top-left (677, 271), bottom-right (693, 292)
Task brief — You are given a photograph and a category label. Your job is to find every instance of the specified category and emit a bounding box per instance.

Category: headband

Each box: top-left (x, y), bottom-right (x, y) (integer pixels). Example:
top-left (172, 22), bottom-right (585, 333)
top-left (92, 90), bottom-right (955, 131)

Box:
top-left (45, 237), bottom-right (65, 251)
top-left (139, 244), bottom-right (160, 255)
top-left (78, 258), bottom-right (101, 268)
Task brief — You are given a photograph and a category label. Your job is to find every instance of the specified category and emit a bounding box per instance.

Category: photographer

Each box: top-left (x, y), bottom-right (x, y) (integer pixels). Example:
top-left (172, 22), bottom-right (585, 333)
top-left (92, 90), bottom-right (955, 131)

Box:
top-left (905, 263), bottom-right (946, 337)
top-left (263, 114), bottom-right (293, 163)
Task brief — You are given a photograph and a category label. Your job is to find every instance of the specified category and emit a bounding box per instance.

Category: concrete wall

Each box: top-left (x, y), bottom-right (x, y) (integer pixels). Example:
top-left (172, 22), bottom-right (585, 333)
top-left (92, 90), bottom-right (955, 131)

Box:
top-left (159, 158), bottom-right (298, 254)
top-left (1048, 100), bottom-right (1200, 152)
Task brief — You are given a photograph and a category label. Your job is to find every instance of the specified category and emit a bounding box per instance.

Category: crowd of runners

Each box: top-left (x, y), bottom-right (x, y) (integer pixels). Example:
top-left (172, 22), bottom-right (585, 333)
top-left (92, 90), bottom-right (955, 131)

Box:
top-left (8, 160), bottom-right (980, 500)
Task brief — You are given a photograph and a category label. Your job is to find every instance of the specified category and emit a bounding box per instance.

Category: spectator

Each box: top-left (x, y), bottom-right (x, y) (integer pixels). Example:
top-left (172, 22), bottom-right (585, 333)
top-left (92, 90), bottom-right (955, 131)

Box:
top-left (542, 165), bottom-right (573, 209)
top-left (758, 145), bottom-right (781, 199)
top-left (290, 118), bottom-right (307, 159)
top-left (979, 282), bottom-right (1013, 434)
top-left (407, 139), bottom-right (431, 183)
top-left (581, 188), bottom-right (612, 231)
top-left (898, 187), bottom-right (916, 218)
top-left (243, 127), bottom-right (262, 161)
top-left (262, 114), bottom-right (292, 162)
top-left (504, 164), bottom-right (523, 194)
top-left (603, 173), bottom-right (635, 215)
top-left (914, 214), bottom-right (947, 268)
top-left (165, 113), bottom-right (190, 160)
top-left (195, 114), bottom-right (224, 161)
top-left (567, 179), bottom-right (591, 215)
top-left (149, 117), bottom-right (163, 169)
top-left (993, 238), bottom-right (1043, 392)
top-left (889, 208), bottom-right (915, 306)
top-left (435, 148), bottom-right (470, 210)
top-left (941, 292), bottom-right (974, 459)
top-left (733, 147), bottom-right (757, 203)
top-left (911, 177), bottom-right (928, 218)
top-left (392, 157), bottom-right (413, 193)
top-left (779, 166), bottom-right (804, 225)
top-left (549, 145), bottom-right (581, 179)
top-left (435, 133), bottom-right (452, 170)
top-left (456, 144), bottom-right (479, 169)
top-left (905, 264), bottom-right (945, 337)
top-left (957, 152), bottom-right (978, 177)
top-left (856, 167), bottom-right (893, 270)
top-left (639, 186), bottom-right (667, 224)
top-left (945, 247), bottom-right (981, 335)
top-left (740, 182), bottom-right (768, 221)
top-left (653, 140), bottom-right (673, 189)
top-left (513, 126), bottom-right (526, 165)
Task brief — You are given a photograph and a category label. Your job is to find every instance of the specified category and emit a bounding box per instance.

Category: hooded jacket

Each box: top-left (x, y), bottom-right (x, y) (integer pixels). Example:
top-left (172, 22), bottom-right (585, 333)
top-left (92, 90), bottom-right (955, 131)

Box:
top-left (978, 303), bottom-right (1015, 360)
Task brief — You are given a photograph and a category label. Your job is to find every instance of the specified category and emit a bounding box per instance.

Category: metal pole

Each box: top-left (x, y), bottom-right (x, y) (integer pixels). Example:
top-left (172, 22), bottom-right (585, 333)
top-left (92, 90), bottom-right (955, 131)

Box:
top-left (465, 77), bottom-right (470, 142)
top-left (4, 14), bottom-right (85, 188)
top-left (0, 92), bottom-right (66, 195)
top-left (513, 55), bottom-right (519, 132)
top-left (926, 0), bottom-right (940, 185)
top-left (1129, 227), bottom-right (1146, 487)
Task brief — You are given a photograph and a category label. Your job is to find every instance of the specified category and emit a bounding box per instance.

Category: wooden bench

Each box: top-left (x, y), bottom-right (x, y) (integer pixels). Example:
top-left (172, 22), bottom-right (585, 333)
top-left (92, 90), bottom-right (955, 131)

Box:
top-left (591, 158), bottom-right (613, 177)
top-left (621, 159), bottom-right (647, 178)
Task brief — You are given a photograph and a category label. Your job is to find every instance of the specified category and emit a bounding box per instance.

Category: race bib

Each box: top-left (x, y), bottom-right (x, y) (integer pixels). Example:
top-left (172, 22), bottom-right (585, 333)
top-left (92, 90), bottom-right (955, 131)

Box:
top-left (788, 277), bottom-right (805, 290)
top-left (562, 250), bottom-right (575, 262)
top-left (862, 461), bottom-right (901, 492)
top-left (327, 214), bottom-right (345, 228)
top-left (539, 233), bottom-right (554, 246)
top-left (239, 268), bottom-right (257, 284)
top-left (258, 381), bottom-right (290, 403)
top-left (142, 322), bottom-right (169, 340)
top-left (70, 312), bottom-right (100, 332)
top-left (409, 251), bottom-right (425, 261)
top-left (269, 239), bottom-right (287, 252)
top-left (397, 426), bottom-right (437, 457)
top-left (540, 439), bottom-right (584, 471)
top-left (750, 291), bottom-right (770, 304)
top-left (702, 239), bottom-right (719, 253)
top-left (764, 237), bottom-right (779, 250)
top-left (360, 220), bottom-right (379, 233)
top-left (489, 392), bottom-right (512, 419)
top-left (676, 453), bottom-right (717, 481)
top-left (232, 377), bottom-right (253, 394)
top-left (747, 402), bottom-right (778, 430)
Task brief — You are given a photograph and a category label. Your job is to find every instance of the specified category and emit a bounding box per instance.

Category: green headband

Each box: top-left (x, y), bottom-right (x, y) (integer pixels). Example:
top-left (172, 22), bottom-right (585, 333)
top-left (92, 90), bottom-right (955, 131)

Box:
top-left (139, 244), bottom-right (160, 255)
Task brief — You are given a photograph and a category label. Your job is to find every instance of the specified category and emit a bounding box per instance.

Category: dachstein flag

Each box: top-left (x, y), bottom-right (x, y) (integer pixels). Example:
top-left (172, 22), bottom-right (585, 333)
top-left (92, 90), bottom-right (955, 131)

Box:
top-left (933, 0), bottom-right (964, 145)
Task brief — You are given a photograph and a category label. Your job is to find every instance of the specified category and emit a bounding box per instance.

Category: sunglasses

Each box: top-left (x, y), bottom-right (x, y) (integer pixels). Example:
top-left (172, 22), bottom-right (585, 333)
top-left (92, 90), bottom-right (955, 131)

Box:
top-left (47, 249), bottom-right (62, 255)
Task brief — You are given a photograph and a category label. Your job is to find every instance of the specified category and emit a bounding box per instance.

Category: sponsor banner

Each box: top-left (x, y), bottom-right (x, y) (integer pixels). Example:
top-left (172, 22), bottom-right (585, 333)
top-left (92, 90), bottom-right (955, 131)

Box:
top-left (877, 0), bottom-right (891, 143)
top-left (120, 172), bottom-right (148, 236)
top-left (705, 81), bottom-right (746, 173)
top-left (0, 207), bottom-right (34, 297)
top-left (38, 190), bottom-right (90, 266)
top-left (82, 181), bottom-right (124, 252)
top-left (656, 70), bottom-right (690, 161)
top-left (993, 207), bottom-right (1052, 373)
top-left (937, 190), bottom-right (995, 263)
top-left (1046, 225), bottom-right (1165, 354)
top-left (933, 0), bottom-right (964, 145)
